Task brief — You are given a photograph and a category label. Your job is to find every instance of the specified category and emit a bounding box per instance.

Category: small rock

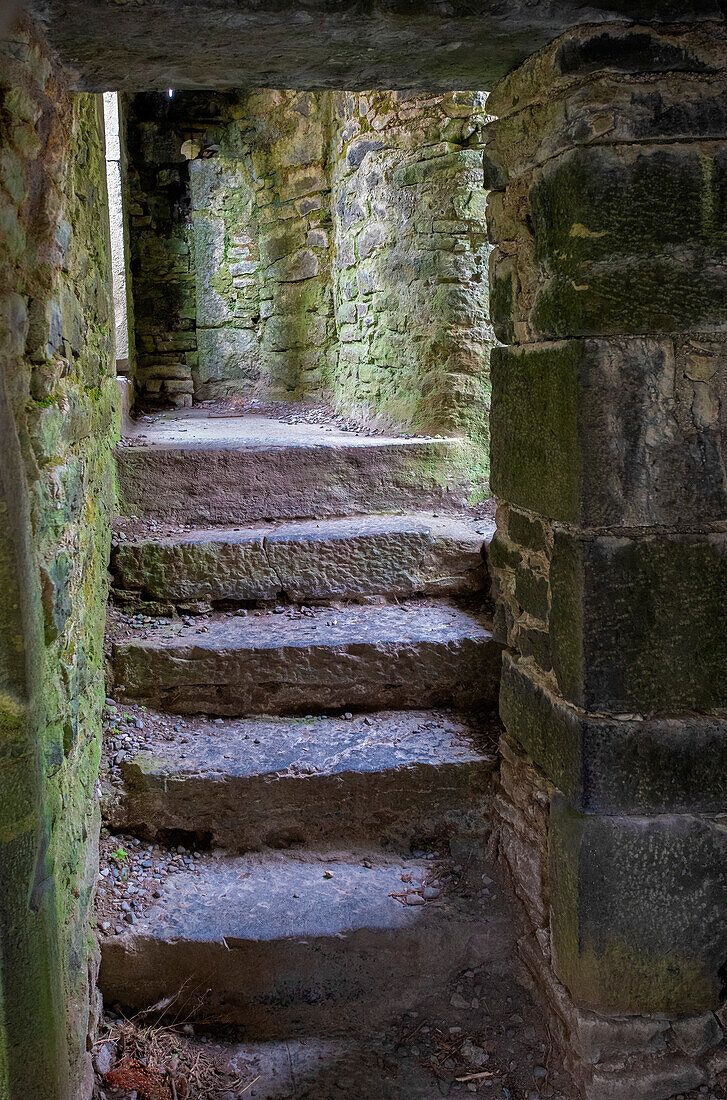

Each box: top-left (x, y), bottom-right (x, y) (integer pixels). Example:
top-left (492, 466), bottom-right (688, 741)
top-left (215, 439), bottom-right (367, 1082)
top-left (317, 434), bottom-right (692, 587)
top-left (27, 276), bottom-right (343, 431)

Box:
top-left (93, 1040), bottom-right (115, 1076)
top-left (405, 893), bottom-right (425, 906)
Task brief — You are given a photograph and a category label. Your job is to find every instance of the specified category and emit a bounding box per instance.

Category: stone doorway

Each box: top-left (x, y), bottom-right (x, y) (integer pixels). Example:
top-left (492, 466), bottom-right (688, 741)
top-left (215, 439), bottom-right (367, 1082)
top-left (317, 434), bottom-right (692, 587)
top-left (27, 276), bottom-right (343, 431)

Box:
top-left (2, 8), bottom-right (727, 1100)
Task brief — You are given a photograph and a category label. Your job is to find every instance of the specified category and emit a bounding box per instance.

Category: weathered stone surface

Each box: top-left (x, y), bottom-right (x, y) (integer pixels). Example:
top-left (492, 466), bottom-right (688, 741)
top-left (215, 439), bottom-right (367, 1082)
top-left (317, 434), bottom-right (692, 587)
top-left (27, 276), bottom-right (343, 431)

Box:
top-left (126, 88), bottom-right (494, 454)
top-left (27, 3), bottom-right (727, 93)
top-left (109, 602), bottom-right (501, 714)
top-left (194, 326), bottom-right (259, 389)
top-left (486, 21), bottom-right (727, 1093)
top-left (112, 514), bottom-right (489, 605)
top-left (117, 409), bottom-right (479, 523)
top-left (495, 744), bottom-right (727, 1099)
top-left (516, 144), bottom-right (727, 339)
top-left (0, 16), bottom-right (117, 1098)
top-left (330, 90), bottom-right (493, 443)
top-left (485, 72), bottom-right (727, 183)
top-left (584, 1059), bottom-right (705, 1100)
top-left (490, 338), bottom-right (727, 527)
top-left (107, 708), bottom-right (496, 851)
top-left (550, 797), bottom-right (727, 1014)
top-left (487, 22), bottom-right (727, 123)
top-left (493, 735), bottom-right (552, 936)
top-left (99, 849), bottom-right (513, 1035)
top-left (550, 528), bottom-right (727, 715)
top-left (500, 655), bottom-right (727, 814)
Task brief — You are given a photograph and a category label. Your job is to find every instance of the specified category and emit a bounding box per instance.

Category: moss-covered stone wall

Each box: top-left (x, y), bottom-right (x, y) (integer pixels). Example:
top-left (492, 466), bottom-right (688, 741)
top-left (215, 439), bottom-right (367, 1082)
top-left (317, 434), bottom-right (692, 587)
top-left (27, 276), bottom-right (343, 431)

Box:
top-left (192, 89), bottom-right (337, 401)
top-left (125, 92), bottom-right (201, 407)
top-left (0, 15), bottom-right (117, 1098)
top-left (125, 89), bottom-right (495, 450)
top-left (330, 91), bottom-right (493, 440)
top-left (486, 20), bottom-right (727, 1098)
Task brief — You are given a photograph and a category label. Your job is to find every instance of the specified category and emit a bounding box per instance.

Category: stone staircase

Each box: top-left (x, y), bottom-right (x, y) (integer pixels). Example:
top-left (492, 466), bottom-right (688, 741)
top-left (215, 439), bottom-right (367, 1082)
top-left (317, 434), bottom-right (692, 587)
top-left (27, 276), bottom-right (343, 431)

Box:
top-left (99, 408), bottom-right (513, 1063)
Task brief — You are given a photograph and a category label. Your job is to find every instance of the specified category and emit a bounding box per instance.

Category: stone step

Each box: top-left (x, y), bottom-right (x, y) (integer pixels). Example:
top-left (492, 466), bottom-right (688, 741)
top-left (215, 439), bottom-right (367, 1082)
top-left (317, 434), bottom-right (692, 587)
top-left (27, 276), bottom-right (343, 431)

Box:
top-left (111, 513), bottom-right (494, 608)
top-left (98, 847), bottom-right (513, 1037)
top-left (108, 601), bottom-right (502, 715)
top-left (103, 705), bottom-right (499, 852)
top-left (117, 409), bottom-right (478, 524)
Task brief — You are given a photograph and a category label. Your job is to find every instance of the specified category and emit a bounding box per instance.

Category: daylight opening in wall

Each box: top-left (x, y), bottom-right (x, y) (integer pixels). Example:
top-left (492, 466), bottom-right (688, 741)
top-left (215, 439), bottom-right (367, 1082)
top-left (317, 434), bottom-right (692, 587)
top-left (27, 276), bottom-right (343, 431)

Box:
top-left (103, 90), bottom-right (130, 373)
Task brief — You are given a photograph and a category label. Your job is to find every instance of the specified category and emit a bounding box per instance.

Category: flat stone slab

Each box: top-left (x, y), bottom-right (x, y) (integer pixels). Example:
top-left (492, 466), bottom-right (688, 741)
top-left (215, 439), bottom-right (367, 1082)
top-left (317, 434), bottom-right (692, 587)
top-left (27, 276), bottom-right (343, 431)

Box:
top-left (99, 848), bottom-right (513, 1036)
top-left (111, 513), bottom-right (492, 606)
top-left (108, 601), bottom-right (502, 714)
top-left (105, 707), bottom-right (498, 851)
top-left (116, 410), bottom-right (477, 523)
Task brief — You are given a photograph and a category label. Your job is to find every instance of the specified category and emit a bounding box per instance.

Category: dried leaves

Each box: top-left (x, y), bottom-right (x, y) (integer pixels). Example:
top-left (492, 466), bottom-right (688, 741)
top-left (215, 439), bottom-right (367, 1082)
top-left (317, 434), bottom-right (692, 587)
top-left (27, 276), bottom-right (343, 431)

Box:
top-left (104, 1057), bottom-right (180, 1100)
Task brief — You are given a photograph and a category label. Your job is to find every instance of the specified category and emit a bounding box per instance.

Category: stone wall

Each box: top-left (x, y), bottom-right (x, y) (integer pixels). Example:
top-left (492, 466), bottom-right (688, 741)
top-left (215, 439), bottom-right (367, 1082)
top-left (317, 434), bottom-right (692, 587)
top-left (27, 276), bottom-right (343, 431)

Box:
top-left (330, 90), bottom-right (492, 440)
top-left (125, 88), bottom-right (495, 450)
top-left (0, 15), bottom-right (117, 1098)
top-left (494, 738), bottom-right (727, 1100)
top-left (125, 92), bottom-right (202, 407)
top-left (485, 20), bottom-right (727, 1099)
top-left (192, 89), bottom-right (336, 401)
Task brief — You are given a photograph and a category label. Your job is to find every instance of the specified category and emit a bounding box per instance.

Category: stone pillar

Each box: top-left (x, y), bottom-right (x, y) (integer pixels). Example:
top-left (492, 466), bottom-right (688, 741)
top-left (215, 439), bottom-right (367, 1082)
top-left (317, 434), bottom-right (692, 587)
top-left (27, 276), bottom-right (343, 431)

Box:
top-left (486, 21), bottom-right (727, 1098)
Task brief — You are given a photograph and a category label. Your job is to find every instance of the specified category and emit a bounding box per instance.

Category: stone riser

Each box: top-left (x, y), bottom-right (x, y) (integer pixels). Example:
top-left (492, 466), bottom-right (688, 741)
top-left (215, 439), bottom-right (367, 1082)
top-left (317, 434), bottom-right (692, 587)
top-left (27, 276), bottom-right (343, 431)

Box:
top-left (111, 515), bottom-right (489, 608)
top-left (98, 852), bottom-right (514, 1038)
top-left (108, 603), bottom-right (502, 716)
top-left (110, 636), bottom-right (501, 715)
top-left (110, 759), bottom-right (495, 853)
top-left (100, 924), bottom-right (510, 1038)
top-left (117, 441), bottom-right (474, 524)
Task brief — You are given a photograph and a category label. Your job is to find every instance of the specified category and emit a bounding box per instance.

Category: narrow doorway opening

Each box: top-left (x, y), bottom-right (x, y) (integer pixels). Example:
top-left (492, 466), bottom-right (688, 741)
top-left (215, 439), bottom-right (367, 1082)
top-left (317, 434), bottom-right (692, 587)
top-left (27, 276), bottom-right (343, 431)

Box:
top-left (102, 91), bottom-right (130, 375)
top-left (94, 89), bottom-right (569, 1100)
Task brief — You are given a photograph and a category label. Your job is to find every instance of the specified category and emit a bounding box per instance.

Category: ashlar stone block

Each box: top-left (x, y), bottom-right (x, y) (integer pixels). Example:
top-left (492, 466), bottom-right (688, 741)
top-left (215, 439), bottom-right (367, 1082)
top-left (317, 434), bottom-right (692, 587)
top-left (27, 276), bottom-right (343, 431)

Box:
top-left (488, 142), bottom-right (727, 341)
top-left (550, 796), bottom-right (727, 1015)
top-left (550, 527), bottom-right (727, 714)
top-left (490, 338), bottom-right (727, 527)
top-left (500, 655), bottom-right (727, 814)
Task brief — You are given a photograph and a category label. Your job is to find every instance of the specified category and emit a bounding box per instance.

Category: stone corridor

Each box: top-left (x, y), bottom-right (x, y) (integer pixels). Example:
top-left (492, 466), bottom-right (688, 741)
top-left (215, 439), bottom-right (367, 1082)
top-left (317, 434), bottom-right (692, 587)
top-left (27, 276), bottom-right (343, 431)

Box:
top-left (2, 4), bottom-right (727, 1100)
top-left (94, 404), bottom-right (548, 1099)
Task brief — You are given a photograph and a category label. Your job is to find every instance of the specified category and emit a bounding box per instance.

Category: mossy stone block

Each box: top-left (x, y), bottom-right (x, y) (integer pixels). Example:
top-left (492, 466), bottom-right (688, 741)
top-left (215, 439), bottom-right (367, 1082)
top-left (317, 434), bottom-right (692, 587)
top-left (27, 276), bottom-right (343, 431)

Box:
top-left (532, 145), bottom-right (727, 273)
top-left (550, 529), bottom-right (727, 714)
top-left (490, 338), bottom-right (727, 527)
top-left (527, 144), bottom-right (727, 337)
top-left (550, 796), bottom-right (727, 1014)
top-left (507, 508), bottom-right (546, 553)
top-left (501, 654), bottom-right (727, 814)
top-left (514, 567), bottom-right (548, 622)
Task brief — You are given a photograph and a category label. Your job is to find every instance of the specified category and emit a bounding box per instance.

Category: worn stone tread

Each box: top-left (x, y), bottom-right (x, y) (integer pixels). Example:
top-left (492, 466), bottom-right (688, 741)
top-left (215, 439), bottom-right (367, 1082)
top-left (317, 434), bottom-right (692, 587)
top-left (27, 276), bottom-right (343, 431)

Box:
top-left (116, 411), bottom-right (477, 523)
top-left (99, 848), bottom-right (513, 1036)
top-left (109, 601), bottom-right (501, 714)
top-left (111, 513), bottom-right (494, 605)
top-left (105, 707), bottom-right (498, 850)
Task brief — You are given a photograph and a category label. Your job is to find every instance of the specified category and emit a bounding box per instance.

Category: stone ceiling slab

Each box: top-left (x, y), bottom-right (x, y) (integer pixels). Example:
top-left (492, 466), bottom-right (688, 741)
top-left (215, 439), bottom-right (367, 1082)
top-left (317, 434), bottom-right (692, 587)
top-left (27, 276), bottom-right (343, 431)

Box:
top-left (21, 0), bottom-right (727, 92)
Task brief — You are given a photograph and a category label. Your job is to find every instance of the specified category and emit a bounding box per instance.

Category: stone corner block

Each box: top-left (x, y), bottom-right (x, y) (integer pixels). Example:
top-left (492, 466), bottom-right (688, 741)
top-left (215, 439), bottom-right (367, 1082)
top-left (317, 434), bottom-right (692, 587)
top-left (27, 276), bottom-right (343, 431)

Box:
top-left (490, 338), bottom-right (727, 527)
top-left (550, 797), bottom-right (727, 1015)
top-left (550, 527), bottom-right (727, 716)
top-left (499, 654), bottom-right (727, 815)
